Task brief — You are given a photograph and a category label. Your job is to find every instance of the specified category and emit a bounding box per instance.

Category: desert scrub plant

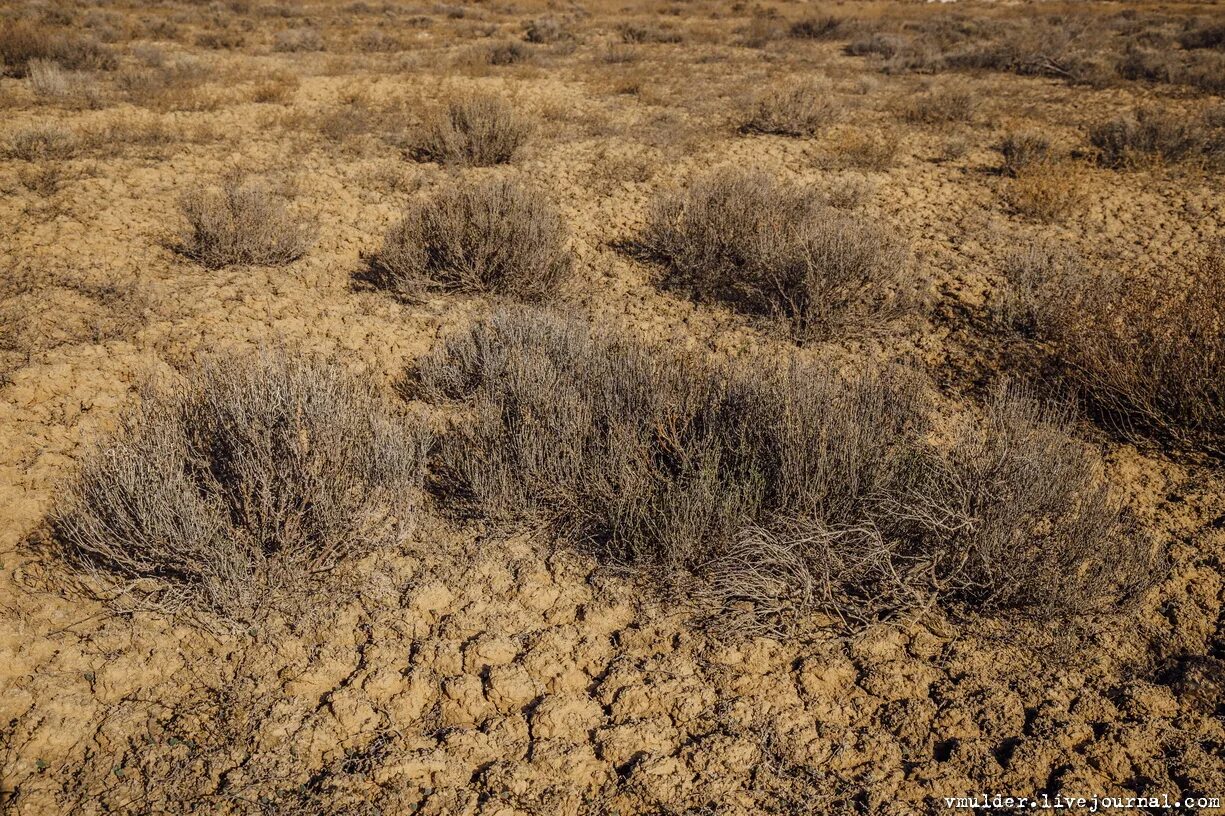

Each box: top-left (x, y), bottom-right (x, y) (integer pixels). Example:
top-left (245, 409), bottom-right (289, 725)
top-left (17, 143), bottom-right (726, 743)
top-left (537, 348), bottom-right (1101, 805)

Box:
top-left (640, 167), bottom-right (913, 342)
top-left (995, 131), bottom-right (1052, 176)
top-left (741, 79), bottom-right (841, 137)
top-left (902, 85), bottom-right (978, 125)
top-left (487, 40), bottom-right (532, 65)
top-left (410, 309), bottom-right (1149, 624)
top-left (175, 176), bottom-right (315, 269)
top-left (53, 352), bottom-right (429, 619)
top-left (1000, 160), bottom-right (1089, 223)
top-left (365, 177), bottom-right (572, 302)
top-left (272, 27), bottom-right (324, 52)
top-left (4, 124), bottom-right (78, 161)
top-left (790, 14), bottom-right (845, 40)
top-left (1031, 246), bottom-right (1225, 455)
top-left (820, 127), bottom-right (898, 170)
top-left (993, 240), bottom-right (1081, 336)
top-left (1089, 106), bottom-right (1225, 169)
top-left (413, 93), bottom-right (530, 166)
top-left (617, 22), bottom-right (683, 44)
top-left (523, 16), bottom-right (571, 44)
top-left (907, 386), bottom-right (1154, 618)
top-left (0, 21), bottom-right (116, 77)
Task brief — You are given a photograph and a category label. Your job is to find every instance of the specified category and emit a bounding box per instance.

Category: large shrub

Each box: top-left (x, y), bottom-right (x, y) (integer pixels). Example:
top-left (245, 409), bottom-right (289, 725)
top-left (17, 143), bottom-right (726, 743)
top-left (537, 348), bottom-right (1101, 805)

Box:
top-left (54, 353), bottom-right (429, 618)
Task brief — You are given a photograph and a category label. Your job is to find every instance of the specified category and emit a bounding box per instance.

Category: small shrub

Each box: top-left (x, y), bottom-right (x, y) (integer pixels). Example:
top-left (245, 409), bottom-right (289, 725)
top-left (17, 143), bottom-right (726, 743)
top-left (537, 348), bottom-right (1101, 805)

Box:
top-left (741, 79), bottom-right (841, 137)
top-left (790, 14), bottom-right (844, 40)
top-left (1089, 106), bottom-right (1225, 168)
top-left (26, 59), bottom-right (97, 103)
top-left (410, 309), bottom-right (1149, 623)
top-left (640, 167), bottom-right (912, 341)
top-left (53, 353), bottom-right (428, 619)
top-left (1179, 20), bottom-right (1225, 51)
top-left (902, 85), bottom-right (978, 125)
top-left (523, 16), bottom-right (570, 44)
top-left (820, 172), bottom-right (876, 209)
top-left (1000, 160), bottom-right (1088, 223)
top-left (1034, 246), bottom-right (1225, 455)
top-left (196, 29), bottom-right (245, 50)
top-left (272, 27), bottom-right (324, 52)
top-left (413, 93), bottom-right (530, 166)
top-left (993, 240), bottom-right (1081, 336)
top-left (354, 29), bottom-right (403, 53)
top-left (117, 58), bottom-right (214, 112)
top-left (996, 131), bottom-right (1052, 176)
top-left (4, 124), bottom-right (78, 161)
top-left (618, 22), bottom-right (683, 44)
top-left (366, 177), bottom-right (572, 302)
top-left (0, 21), bottom-right (116, 77)
top-left (175, 176), bottom-right (315, 269)
top-left (487, 40), bottom-right (532, 65)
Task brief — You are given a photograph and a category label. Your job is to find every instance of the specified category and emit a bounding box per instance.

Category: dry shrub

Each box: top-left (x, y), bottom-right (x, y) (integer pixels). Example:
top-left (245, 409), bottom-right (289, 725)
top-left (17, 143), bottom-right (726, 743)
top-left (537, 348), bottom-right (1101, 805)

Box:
top-left (26, 59), bottom-right (100, 104)
top-left (996, 131), bottom-right (1051, 176)
top-left (993, 239), bottom-right (1080, 336)
top-left (117, 58), bottom-right (215, 111)
top-left (366, 177), bottom-right (572, 302)
top-left (742, 79), bottom-right (841, 137)
top-left (640, 167), bottom-right (913, 341)
top-left (913, 386), bottom-right (1153, 618)
top-left (790, 14), bottom-right (845, 40)
top-left (487, 40), bottom-right (532, 65)
top-left (410, 309), bottom-right (1150, 623)
top-left (618, 22), bottom-right (683, 44)
top-left (250, 72), bottom-right (300, 104)
top-left (1027, 244), bottom-right (1225, 455)
top-left (354, 29), bottom-right (403, 53)
top-left (1179, 20), bottom-right (1225, 51)
top-left (53, 353), bottom-right (429, 619)
top-left (196, 29), bottom-right (245, 50)
top-left (820, 127), bottom-right (898, 170)
top-left (175, 176), bottom-right (315, 269)
top-left (413, 93), bottom-right (530, 166)
top-left (4, 123), bottom-right (78, 161)
top-left (902, 85), bottom-right (977, 124)
top-left (1089, 106), bottom-right (1225, 169)
top-left (1000, 160), bottom-right (1088, 223)
top-left (523, 16), bottom-right (570, 44)
top-left (273, 27), bottom-right (323, 52)
top-left (0, 21), bottom-right (115, 77)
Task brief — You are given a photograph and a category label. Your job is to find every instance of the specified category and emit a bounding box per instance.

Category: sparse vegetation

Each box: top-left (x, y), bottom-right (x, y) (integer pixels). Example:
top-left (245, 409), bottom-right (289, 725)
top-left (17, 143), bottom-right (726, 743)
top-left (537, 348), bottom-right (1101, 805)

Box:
top-left (902, 85), bottom-right (977, 125)
top-left (413, 93), bottom-right (530, 166)
top-left (790, 14), bottom-right (845, 41)
top-left (366, 177), bottom-right (572, 302)
top-left (4, 124), bottom-right (78, 161)
top-left (54, 353), bottom-right (428, 618)
top-left (1001, 161), bottom-right (1089, 222)
top-left (411, 308), bottom-right (1149, 622)
top-left (641, 167), bottom-right (913, 341)
top-left (175, 176), bottom-right (315, 269)
top-left (523, 16), bottom-right (571, 44)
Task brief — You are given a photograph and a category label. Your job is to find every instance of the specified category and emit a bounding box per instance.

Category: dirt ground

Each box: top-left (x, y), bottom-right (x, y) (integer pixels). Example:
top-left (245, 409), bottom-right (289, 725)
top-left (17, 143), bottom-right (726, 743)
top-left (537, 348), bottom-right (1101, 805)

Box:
top-left (1, 1), bottom-right (1223, 813)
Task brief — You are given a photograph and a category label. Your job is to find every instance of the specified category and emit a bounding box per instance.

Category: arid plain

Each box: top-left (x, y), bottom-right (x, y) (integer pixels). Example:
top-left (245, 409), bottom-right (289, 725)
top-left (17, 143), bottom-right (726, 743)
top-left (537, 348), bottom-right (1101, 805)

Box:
top-left (1, 1), bottom-right (1223, 813)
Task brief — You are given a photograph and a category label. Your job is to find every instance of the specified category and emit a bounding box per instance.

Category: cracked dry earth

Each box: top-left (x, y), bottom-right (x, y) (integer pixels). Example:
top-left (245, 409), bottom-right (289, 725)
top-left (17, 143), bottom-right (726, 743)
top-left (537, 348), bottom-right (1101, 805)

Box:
top-left (2, 1), bottom-right (1225, 813)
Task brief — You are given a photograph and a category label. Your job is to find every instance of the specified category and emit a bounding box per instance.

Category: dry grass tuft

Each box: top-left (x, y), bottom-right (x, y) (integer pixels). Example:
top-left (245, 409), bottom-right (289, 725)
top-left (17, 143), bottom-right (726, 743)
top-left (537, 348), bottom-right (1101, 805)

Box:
top-left (640, 167), bottom-right (913, 341)
top-left (53, 353), bottom-right (429, 620)
top-left (366, 177), bottom-right (572, 302)
top-left (175, 176), bottom-right (315, 269)
top-left (273, 27), bottom-right (324, 52)
top-left (820, 127), bottom-right (898, 170)
top-left (742, 79), bottom-right (841, 137)
top-left (410, 309), bottom-right (1151, 624)
top-left (413, 93), bottom-right (530, 166)
top-left (523, 16), bottom-right (571, 44)
top-left (618, 22), bottom-right (683, 44)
